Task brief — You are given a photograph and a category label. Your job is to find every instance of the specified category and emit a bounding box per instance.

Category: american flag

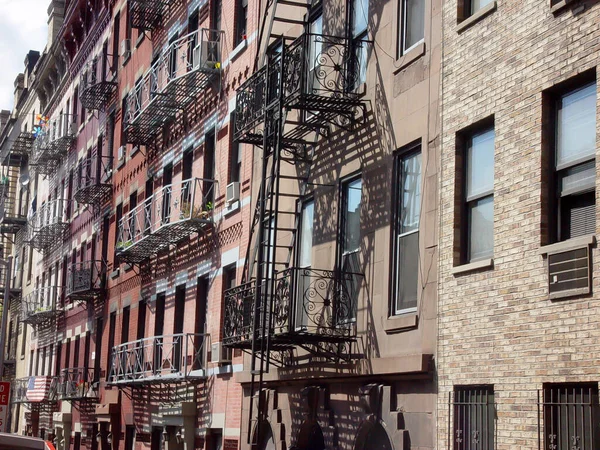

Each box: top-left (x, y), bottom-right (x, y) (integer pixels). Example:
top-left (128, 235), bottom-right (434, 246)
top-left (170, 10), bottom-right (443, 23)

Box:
top-left (26, 376), bottom-right (52, 402)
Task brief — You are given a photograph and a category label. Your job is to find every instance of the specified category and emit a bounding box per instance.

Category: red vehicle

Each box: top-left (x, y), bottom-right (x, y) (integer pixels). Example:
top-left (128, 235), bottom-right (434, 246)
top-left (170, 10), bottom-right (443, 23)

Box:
top-left (0, 432), bottom-right (55, 450)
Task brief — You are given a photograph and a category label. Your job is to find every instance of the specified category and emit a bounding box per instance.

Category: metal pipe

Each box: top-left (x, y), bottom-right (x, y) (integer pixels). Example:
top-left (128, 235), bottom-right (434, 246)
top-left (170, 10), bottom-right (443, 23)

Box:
top-left (0, 257), bottom-right (12, 379)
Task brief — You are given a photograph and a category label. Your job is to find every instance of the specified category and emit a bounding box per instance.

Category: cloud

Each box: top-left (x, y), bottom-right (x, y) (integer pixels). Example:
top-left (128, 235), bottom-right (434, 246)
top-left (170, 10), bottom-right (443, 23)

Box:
top-left (0, 0), bottom-right (49, 110)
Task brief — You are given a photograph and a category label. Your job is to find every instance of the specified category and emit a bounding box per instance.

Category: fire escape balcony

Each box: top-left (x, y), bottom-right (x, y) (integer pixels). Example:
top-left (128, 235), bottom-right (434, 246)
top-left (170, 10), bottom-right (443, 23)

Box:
top-left (56, 367), bottom-right (99, 401)
top-left (107, 333), bottom-right (209, 386)
top-left (223, 267), bottom-right (362, 349)
top-left (79, 53), bottom-right (117, 111)
top-left (1, 131), bottom-right (34, 166)
top-left (234, 32), bottom-right (369, 145)
top-left (0, 174), bottom-right (27, 233)
top-left (116, 177), bottom-right (216, 264)
top-left (124, 28), bottom-right (223, 146)
top-left (73, 154), bottom-right (113, 206)
top-left (25, 199), bottom-right (71, 251)
top-left (31, 114), bottom-right (77, 175)
top-left (66, 260), bottom-right (106, 300)
top-left (129, 0), bottom-right (174, 31)
top-left (11, 376), bottom-right (58, 404)
top-left (21, 286), bottom-right (63, 326)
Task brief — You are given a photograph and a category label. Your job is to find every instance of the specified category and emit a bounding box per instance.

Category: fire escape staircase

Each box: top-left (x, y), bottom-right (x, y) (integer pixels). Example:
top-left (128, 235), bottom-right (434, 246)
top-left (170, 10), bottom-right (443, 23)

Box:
top-left (223, 0), bottom-right (369, 445)
top-left (129, 0), bottom-right (174, 31)
top-left (0, 167), bottom-right (27, 234)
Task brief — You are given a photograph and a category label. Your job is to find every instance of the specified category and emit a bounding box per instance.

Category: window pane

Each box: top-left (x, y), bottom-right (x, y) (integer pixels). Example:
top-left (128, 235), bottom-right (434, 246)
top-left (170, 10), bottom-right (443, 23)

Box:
top-left (396, 231), bottom-right (418, 313)
top-left (400, 152), bottom-right (422, 234)
top-left (557, 83), bottom-right (596, 167)
top-left (561, 190), bottom-right (595, 240)
top-left (403, 0), bottom-right (425, 52)
top-left (471, 0), bottom-right (494, 14)
top-left (352, 0), bottom-right (368, 37)
top-left (466, 128), bottom-right (495, 200)
top-left (299, 201), bottom-right (314, 267)
top-left (560, 160), bottom-right (595, 196)
top-left (343, 178), bottom-right (362, 253)
top-left (468, 195), bottom-right (494, 261)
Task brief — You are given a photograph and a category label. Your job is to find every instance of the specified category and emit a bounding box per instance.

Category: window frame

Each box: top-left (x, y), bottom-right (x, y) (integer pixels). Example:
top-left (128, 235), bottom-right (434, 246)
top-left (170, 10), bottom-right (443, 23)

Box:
top-left (399, 0), bottom-right (425, 57)
top-left (391, 143), bottom-right (422, 316)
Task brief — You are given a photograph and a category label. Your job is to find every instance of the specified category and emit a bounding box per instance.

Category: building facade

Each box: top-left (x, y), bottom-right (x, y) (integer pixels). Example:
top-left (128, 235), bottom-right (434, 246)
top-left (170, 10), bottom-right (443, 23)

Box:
top-left (438, 0), bottom-right (600, 449)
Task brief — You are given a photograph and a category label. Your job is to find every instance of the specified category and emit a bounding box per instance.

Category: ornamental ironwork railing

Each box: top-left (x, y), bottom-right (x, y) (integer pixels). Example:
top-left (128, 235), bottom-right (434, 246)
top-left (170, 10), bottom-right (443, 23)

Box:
top-left (124, 28), bottom-right (223, 145)
top-left (56, 367), bottom-right (99, 401)
top-left (73, 154), bottom-right (113, 205)
top-left (234, 32), bottom-right (368, 141)
top-left (129, 0), bottom-right (174, 31)
top-left (79, 53), bottom-right (117, 110)
top-left (223, 268), bottom-right (361, 347)
top-left (116, 177), bottom-right (216, 263)
top-left (108, 333), bottom-right (209, 385)
top-left (31, 113), bottom-right (77, 173)
top-left (26, 199), bottom-right (70, 251)
top-left (21, 286), bottom-right (63, 325)
top-left (66, 260), bottom-right (106, 299)
top-left (11, 376), bottom-right (58, 404)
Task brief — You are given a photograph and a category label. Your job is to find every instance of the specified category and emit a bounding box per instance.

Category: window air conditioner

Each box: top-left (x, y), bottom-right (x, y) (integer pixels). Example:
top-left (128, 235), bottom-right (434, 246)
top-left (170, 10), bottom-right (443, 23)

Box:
top-left (120, 39), bottom-right (131, 59)
top-left (117, 145), bottom-right (126, 161)
top-left (226, 182), bottom-right (240, 205)
top-left (211, 342), bottom-right (232, 364)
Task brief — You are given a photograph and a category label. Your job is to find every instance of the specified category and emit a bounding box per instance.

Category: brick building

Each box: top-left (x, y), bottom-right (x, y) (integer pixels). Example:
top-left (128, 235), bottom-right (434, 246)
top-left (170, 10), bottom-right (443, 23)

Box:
top-left (438, 0), bottom-right (600, 449)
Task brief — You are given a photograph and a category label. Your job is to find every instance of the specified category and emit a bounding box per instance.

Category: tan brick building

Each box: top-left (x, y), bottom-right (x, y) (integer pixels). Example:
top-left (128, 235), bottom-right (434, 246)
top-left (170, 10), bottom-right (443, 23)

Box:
top-left (438, 0), bottom-right (600, 448)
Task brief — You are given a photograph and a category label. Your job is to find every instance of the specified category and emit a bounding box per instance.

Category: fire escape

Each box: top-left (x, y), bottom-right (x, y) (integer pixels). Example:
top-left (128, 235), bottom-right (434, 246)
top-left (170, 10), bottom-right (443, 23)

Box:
top-left (123, 28), bottom-right (223, 147)
top-left (79, 52), bottom-right (117, 111)
top-left (222, 0), bottom-right (369, 445)
top-left (56, 367), bottom-right (99, 402)
top-left (30, 114), bottom-right (77, 176)
top-left (25, 198), bottom-right (71, 252)
top-left (0, 130), bottom-right (34, 167)
top-left (129, 0), bottom-right (174, 31)
top-left (21, 286), bottom-right (63, 326)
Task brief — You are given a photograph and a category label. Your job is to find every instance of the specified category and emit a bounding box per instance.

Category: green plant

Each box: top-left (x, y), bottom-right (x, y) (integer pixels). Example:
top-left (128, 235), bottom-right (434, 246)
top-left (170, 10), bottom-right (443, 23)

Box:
top-left (117, 240), bottom-right (133, 249)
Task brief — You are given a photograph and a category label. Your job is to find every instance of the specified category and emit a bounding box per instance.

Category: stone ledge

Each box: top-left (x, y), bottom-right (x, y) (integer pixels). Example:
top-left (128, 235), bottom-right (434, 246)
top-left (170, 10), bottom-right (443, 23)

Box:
top-left (384, 312), bottom-right (418, 333)
top-left (452, 258), bottom-right (494, 275)
top-left (394, 42), bottom-right (426, 74)
top-left (538, 234), bottom-right (595, 255)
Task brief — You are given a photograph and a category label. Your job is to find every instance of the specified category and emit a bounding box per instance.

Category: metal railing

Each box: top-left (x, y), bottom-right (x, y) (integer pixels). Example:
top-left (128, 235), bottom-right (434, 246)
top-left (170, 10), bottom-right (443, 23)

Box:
top-left (449, 388), bottom-right (496, 450)
top-left (124, 28), bottom-right (223, 144)
top-left (108, 333), bottom-right (208, 385)
top-left (26, 199), bottom-right (70, 251)
top-left (56, 367), bottom-right (99, 401)
top-left (11, 376), bottom-right (58, 404)
top-left (116, 177), bottom-right (216, 263)
top-left (79, 53), bottom-right (117, 110)
top-left (21, 286), bottom-right (63, 325)
top-left (31, 113), bottom-right (77, 170)
top-left (235, 32), bottom-right (369, 140)
top-left (223, 268), bottom-right (362, 347)
top-left (66, 260), bottom-right (106, 299)
top-left (73, 154), bottom-right (113, 205)
top-left (1, 131), bottom-right (34, 166)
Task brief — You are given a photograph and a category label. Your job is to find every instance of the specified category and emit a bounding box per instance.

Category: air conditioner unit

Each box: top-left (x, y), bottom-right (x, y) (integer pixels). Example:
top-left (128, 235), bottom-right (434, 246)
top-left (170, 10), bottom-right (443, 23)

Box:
top-left (200, 41), bottom-right (220, 69)
top-left (117, 145), bottom-right (126, 161)
top-left (211, 342), bottom-right (232, 364)
top-left (226, 182), bottom-right (240, 205)
top-left (68, 122), bottom-right (78, 135)
top-left (120, 39), bottom-right (131, 59)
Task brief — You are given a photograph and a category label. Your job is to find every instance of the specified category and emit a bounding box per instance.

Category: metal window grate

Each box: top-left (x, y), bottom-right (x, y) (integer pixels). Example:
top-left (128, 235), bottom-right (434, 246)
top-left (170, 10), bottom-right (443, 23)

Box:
top-left (449, 386), bottom-right (496, 450)
top-left (548, 247), bottom-right (590, 298)
top-left (539, 384), bottom-right (600, 450)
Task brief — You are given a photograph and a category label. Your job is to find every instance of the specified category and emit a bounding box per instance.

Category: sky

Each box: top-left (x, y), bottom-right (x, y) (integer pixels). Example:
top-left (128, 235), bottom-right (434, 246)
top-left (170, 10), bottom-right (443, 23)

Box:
top-left (0, 0), bottom-right (49, 111)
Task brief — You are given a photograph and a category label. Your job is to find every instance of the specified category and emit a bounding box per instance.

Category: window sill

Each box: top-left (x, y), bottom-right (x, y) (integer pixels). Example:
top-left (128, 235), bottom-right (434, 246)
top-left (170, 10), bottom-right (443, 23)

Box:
top-left (230, 40), bottom-right (247, 62)
top-left (110, 268), bottom-right (120, 280)
top-left (538, 234), bottom-right (596, 255)
top-left (130, 146), bottom-right (140, 157)
top-left (549, 286), bottom-right (590, 301)
top-left (393, 42), bottom-right (426, 74)
top-left (457, 1), bottom-right (497, 33)
top-left (224, 200), bottom-right (240, 217)
top-left (384, 312), bottom-right (418, 333)
top-left (116, 158), bottom-right (125, 170)
top-left (550, 0), bottom-right (576, 14)
top-left (122, 53), bottom-right (131, 67)
top-left (452, 258), bottom-right (494, 275)
top-left (135, 33), bottom-right (145, 48)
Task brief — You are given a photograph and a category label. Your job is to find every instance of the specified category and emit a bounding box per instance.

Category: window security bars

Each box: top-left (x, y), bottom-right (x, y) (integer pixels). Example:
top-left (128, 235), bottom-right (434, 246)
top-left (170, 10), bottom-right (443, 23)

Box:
top-left (124, 28), bottom-right (223, 146)
top-left (66, 260), bottom-right (106, 299)
top-left (56, 367), bottom-right (99, 401)
top-left (79, 53), bottom-right (117, 110)
top-left (25, 199), bottom-right (71, 251)
top-left (448, 387), bottom-right (495, 450)
top-left (116, 177), bottom-right (216, 264)
top-left (21, 286), bottom-right (63, 326)
top-left (108, 333), bottom-right (208, 385)
top-left (31, 113), bottom-right (77, 174)
top-left (223, 268), bottom-right (362, 348)
top-left (129, 0), bottom-right (174, 31)
top-left (234, 32), bottom-right (370, 142)
top-left (539, 384), bottom-right (600, 450)
top-left (73, 154), bottom-right (113, 205)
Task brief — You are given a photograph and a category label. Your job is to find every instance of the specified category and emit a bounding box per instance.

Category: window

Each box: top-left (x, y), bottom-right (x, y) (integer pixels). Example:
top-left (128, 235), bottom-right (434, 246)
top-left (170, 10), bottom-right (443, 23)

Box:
top-left (340, 177), bottom-right (362, 322)
top-left (459, 0), bottom-right (494, 19)
top-left (393, 148), bottom-right (421, 314)
top-left (223, 264), bottom-right (237, 293)
top-left (296, 200), bottom-right (314, 329)
top-left (542, 383), bottom-right (599, 450)
top-left (114, 203), bottom-right (123, 266)
top-left (106, 312), bottom-right (116, 381)
top-left (553, 82), bottom-right (596, 241)
top-left (121, 306), bottom-right (130, 344)
top-left (112, 12), bottom-right (120, 72)
top-left (400, 0), bottom-right (425, 55)
top-left (452, 385), bottom-right (495, 450)
top-left (211, 0), bottom-right (222, 31)
top-left (204, 130), bottom-right (216, 204)
top-left (350, 0), bottom-right (368, 87)
top-left (235, 0), bottom-right (248, 45)
top-left (137, 300), bottom-right (147, 340)
top-left (462, 126), bottom-right (495, 263)
top-left (229, 113), bottom-right (242, 183)
top-left (125, 426), bottom-right (136, 450)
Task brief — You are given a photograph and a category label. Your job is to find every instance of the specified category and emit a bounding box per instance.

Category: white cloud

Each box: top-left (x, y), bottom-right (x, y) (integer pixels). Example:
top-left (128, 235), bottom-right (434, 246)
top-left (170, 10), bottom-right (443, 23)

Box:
top-left (0, 0), bottom-right (49, 110)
